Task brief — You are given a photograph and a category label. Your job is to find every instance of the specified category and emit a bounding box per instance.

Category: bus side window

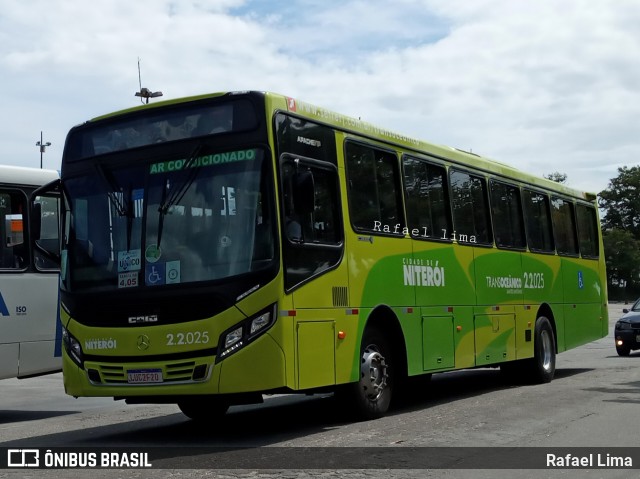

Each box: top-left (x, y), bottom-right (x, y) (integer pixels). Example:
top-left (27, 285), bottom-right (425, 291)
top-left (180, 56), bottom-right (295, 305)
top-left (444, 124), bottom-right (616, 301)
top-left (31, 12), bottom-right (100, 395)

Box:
top-left (489, 180), bottom-right (526, 249)
top-left (576, 203), bottom-right (599, 258)
top-left (450, 170), bottom-right (493, 245)
top-left (522, 189), bottom-right (555, 253)
top-left (279, 155), bottom-right (343, 290)
top-left (551, 197), bottom-right (579, 256)
top-left (402, 156), bottom-right (451, 239)
top-left (282, 162), bottom-right (340, 245)
top-left (345, 142), bottom-right (404, 234)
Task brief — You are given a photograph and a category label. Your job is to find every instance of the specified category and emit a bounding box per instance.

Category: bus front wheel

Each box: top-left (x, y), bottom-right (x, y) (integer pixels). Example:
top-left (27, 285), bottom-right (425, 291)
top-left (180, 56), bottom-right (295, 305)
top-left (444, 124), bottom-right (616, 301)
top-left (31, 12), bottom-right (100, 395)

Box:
top-left (178, 397), bottom-right (229, 421)
top-left (344, 327), bottom-right (394, 420)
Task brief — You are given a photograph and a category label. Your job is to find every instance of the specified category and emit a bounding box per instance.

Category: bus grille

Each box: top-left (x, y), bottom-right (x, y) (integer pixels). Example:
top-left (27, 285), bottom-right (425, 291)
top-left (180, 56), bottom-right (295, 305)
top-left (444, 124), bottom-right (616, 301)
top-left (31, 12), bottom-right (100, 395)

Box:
top-left (91, 360), bottom-right (202, 385)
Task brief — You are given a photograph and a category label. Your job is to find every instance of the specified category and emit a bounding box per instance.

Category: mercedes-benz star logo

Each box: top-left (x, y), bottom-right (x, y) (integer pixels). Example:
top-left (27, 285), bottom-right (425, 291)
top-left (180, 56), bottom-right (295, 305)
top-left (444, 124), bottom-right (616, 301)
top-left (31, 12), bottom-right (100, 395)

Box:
top-left (137, 334), bottom-right (150, 351)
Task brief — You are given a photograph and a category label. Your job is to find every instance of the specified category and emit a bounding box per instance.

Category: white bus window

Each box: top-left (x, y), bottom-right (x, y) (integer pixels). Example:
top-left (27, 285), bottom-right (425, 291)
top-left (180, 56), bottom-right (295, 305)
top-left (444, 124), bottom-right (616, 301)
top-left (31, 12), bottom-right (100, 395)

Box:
top-left (0, 191), bottom-right (28, 269)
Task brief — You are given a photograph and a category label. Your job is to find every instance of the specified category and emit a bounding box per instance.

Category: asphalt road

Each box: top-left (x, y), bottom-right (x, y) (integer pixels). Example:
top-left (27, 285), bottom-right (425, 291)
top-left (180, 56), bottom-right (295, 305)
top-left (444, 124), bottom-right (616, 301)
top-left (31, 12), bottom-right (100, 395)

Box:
top-left (0, 303), bottom-right (637, 479)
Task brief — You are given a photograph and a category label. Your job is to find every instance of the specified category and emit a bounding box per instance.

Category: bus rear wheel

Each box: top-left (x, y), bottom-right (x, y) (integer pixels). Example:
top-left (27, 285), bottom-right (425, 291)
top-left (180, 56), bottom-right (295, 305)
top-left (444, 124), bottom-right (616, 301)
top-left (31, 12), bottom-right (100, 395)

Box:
top-left (343, 327), bottom-right (394, 420)
top-left (529, 316), bottom-right (556, 383)
top-left (178, 396), bottom-right (229, 421)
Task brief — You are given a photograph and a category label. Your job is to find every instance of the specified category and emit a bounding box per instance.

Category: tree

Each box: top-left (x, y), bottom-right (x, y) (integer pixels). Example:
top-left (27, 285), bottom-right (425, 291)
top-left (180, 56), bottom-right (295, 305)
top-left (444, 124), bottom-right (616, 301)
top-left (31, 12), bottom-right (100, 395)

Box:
top-left (598, 166), bottom-right (640, 238)
top-left (544, 172), bottom-right (567, 184)
top-left (599, 166), bottom-right (640, 297)
top-left (602, 228), bottom-right (640, 294)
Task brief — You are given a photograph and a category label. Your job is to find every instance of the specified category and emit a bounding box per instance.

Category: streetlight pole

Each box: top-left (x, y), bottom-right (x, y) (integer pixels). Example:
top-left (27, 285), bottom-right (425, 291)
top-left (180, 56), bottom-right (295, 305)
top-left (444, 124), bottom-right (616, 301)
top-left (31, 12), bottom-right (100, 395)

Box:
top-left (36, 131), bottom-right (51, 169)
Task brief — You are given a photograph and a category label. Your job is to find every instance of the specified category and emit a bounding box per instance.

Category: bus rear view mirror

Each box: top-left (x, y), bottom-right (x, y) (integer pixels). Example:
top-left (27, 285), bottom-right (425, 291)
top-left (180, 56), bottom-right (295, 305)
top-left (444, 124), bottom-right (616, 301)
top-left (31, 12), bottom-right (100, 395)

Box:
top-left (30, 179), bottom-right (62, 264)
top-left (293, 169), bottom-right (315, 214)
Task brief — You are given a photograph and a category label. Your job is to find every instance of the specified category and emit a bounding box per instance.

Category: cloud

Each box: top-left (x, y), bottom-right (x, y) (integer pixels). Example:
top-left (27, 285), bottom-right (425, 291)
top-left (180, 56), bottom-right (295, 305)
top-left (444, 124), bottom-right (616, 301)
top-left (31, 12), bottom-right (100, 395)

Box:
top-left (0, 0), bottom-right (639, 195)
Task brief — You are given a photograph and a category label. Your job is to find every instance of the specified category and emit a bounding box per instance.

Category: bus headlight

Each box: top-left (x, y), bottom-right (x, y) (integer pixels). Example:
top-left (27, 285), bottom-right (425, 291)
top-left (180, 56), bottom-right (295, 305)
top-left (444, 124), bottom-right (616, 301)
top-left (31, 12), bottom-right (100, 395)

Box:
top-left (250, 311), bottom-right (271, 335)
top-left (224, 326), bottom-right (243, 349)
top-left (62, 326), bottom-right (84, 369)
top-left (216, 304), bottom-right (276, 363)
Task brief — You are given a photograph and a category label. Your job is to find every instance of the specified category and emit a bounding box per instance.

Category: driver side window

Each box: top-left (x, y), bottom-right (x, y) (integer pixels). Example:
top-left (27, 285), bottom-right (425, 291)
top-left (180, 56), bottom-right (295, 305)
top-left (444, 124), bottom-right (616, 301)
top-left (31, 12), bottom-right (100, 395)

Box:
top-left (281, 160), bottom-right (341, 246)
top-left (280, 156), bottom-right (343, 290)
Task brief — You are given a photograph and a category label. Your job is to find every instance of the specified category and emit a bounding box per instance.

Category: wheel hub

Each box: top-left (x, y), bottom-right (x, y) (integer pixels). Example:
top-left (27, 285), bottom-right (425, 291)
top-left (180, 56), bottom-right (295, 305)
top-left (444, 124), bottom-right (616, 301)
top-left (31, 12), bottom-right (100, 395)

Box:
top-left (360, 345), bottom-right (388, 400)
top-left (540, 330), bottom-right (553, 372)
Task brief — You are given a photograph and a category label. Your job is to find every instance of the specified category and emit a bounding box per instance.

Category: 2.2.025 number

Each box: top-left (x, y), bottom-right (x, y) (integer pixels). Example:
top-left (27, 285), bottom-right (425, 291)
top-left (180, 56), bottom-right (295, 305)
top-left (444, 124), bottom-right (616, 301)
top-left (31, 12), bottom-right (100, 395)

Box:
top-left (166, 331), bottom-right (210, 346)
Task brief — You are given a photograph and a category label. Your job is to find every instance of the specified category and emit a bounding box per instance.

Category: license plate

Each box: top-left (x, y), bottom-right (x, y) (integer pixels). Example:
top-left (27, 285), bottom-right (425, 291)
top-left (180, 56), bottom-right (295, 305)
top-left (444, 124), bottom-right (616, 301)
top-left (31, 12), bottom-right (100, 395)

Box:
top-left (127, 369), bottom-right (163, 384)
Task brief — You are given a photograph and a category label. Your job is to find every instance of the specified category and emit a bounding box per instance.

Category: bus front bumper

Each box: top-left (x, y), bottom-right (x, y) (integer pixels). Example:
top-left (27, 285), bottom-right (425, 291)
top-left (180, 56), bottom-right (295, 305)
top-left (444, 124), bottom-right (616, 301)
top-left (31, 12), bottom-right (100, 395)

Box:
top-left (62, 332), bottom-right (287, 399)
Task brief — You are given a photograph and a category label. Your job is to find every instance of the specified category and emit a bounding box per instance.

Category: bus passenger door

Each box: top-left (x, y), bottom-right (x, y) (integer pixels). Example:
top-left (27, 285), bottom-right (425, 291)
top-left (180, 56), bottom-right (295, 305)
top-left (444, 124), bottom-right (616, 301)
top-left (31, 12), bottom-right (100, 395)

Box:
top-left (1, 188), bottom-right (61, 379)
top-left (275, 114), bottom-right (347, 389)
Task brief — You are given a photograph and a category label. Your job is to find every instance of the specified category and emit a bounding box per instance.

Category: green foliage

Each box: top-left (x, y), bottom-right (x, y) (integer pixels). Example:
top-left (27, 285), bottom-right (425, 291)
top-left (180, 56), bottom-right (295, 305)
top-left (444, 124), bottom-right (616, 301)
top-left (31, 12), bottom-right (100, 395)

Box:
top-left (544, 172), bottom-right (567, 184)
top-left (599, 166), bottom-right (640, 295)
top-left (599, 166), bottom-right (640, 238)
top-left (603, 228), bottom-right (640, 289)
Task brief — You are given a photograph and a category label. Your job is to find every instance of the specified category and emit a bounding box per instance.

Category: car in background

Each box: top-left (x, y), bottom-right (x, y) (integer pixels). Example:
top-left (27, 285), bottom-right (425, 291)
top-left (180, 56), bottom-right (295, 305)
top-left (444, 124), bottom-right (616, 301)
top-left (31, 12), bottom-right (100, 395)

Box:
top-left (615, 299), bottom-right (640, 356)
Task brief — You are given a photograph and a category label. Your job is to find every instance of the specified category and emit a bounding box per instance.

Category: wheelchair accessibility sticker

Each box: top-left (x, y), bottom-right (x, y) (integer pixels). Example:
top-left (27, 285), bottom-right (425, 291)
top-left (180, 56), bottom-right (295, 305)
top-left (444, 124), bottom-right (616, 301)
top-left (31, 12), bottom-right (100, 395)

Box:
top-left (145, 261), bottom-right (180, 286)
top-left (146, 264), bottom-right (165, 286)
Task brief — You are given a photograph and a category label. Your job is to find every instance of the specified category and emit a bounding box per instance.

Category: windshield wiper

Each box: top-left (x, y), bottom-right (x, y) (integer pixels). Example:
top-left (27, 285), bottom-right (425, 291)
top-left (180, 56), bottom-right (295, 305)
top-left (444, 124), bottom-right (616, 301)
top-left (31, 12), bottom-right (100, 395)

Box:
top-left (156, 144), bottom-right (205, 247)
top-left (125, 189), bottom-right (134, 251)
top-left (94, 164), bottom-right (136, 250)
top-left (95, 164), bottom-right (129, 217)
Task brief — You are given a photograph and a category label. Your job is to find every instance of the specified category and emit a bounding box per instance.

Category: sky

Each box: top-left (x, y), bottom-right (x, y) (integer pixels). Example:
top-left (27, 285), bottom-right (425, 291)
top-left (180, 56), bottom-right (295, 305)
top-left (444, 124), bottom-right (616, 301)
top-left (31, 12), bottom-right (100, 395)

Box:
top-left (1, 0), bottom-right (639, 195)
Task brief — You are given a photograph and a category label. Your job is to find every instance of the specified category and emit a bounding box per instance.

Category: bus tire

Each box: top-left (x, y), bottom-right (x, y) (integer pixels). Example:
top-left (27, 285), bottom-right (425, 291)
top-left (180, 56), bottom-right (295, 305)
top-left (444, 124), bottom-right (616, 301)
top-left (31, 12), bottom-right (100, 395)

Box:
top-left (178, 397), bottom-right (229, 421)
top-left (346, 326), bottom-right (394, 420)
top-left (528, 316), bottom-right (556, 383)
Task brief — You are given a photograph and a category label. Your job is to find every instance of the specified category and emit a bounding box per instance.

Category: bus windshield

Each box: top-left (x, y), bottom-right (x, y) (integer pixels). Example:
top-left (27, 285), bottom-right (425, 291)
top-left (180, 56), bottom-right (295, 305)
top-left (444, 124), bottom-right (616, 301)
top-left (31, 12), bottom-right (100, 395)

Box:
top-left (62, 147), bottom-right (275, 292)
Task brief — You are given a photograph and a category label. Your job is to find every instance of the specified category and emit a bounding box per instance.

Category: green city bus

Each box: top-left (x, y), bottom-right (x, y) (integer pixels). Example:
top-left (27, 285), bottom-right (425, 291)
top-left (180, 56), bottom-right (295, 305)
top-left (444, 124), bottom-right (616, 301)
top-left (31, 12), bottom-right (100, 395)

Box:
top-left (33, 91), bottom-right (607, 420)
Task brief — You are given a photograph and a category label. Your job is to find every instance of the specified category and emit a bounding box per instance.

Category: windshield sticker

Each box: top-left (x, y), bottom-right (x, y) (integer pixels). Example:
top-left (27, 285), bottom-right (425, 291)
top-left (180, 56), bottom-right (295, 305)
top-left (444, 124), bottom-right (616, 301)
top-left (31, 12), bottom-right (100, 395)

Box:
top-left (145, 244), bottom-right (162, 263)
top-left (166, 260), bottom-right (181, 284)
top-left (149, 148), bottom-right (257, 174)
top-left (118, 271), bottom-right (139, 289)
top-left (146, 263), bottom-right (165, 286)
top-left (118, 249), bottom-right (142, 272)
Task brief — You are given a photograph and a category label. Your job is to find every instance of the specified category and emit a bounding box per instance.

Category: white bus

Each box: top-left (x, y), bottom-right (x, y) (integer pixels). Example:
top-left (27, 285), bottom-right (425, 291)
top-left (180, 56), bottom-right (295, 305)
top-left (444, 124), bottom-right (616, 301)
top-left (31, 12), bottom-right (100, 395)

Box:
top-left (0, 165), bottom-right (61, 380)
